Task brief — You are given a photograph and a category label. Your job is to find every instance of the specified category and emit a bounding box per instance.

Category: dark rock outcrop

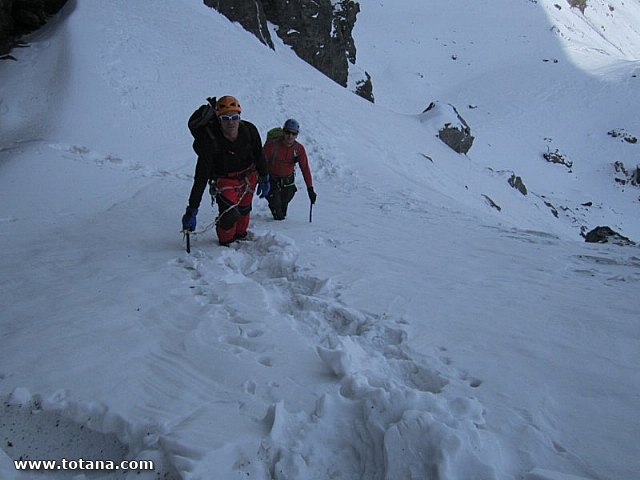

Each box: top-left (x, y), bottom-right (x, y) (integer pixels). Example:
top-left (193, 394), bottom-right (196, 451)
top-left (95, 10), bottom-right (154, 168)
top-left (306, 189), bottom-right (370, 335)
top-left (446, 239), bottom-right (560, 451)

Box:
top-left (567, 0), bottom-right (587, 13)
top-left (204, 0), bottom-right (365, 97)
top-left (417, 102), bottom-right (475, 154)
top-left (203, 0), bottom-right (273, 48)
top-left (608, 128), bottom-right (638, 144)
top-left (481, 194), bottom-right (501, 212)
top-left (0, 0), bottom-right (67, 57)
top-left (508, 174), bottom-right (528, 195)
top-left (263, 0), bottom-right (359, 87)
top-left (543, 148), bottom-right (573, 170)
top-left (584, 226), bottom-right (635, 246)
top-left (438, 123), bottom-right (474, 154)
top-left (613, 161), bottom-right (640, 186)
top-left (419, 102), bottom-right (474, 154)
top-left (354, 70), bottom-right (374, 103)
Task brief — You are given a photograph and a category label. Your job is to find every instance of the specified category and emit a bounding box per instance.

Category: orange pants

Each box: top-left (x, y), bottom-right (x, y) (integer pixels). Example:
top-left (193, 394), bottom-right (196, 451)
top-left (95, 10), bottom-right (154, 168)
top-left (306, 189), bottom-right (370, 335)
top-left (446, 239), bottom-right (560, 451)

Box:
top-left (214, 171), bottom-right (257, 245)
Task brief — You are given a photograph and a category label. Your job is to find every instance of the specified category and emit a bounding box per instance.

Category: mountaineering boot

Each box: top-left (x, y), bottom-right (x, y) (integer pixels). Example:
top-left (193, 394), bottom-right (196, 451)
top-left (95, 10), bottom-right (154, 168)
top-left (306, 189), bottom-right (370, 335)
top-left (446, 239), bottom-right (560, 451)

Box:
top-left (234, 231), bottom-right (251, 241)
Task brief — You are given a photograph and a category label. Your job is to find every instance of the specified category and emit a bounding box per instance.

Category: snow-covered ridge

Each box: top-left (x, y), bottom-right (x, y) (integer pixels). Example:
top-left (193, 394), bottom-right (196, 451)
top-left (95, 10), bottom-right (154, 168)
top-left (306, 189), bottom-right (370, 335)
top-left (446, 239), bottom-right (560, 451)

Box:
top-left (540, 0), bottom-right (640, 67)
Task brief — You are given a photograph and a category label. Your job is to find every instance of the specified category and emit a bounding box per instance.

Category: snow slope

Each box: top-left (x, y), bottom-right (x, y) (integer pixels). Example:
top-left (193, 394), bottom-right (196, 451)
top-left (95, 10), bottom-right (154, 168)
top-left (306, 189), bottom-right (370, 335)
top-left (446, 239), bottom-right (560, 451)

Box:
top-left (1, 0), bottom-right (639, 479)
top-left (354, 0), bottom-right (640, 241)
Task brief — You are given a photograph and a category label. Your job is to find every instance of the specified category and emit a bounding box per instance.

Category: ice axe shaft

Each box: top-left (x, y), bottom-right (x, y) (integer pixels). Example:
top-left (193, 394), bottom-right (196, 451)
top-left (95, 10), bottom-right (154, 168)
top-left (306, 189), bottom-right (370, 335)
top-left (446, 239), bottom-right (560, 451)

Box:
top-left (309, 203), bottom-right (313, 223)
top-left (184, 230), bottom-right (191, 253)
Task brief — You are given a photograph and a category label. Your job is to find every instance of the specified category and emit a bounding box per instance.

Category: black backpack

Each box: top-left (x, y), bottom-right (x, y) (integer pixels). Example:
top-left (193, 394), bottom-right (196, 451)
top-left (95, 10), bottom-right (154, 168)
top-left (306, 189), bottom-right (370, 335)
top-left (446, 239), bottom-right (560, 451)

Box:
top-left (188, 97), bottom-right (217, 157)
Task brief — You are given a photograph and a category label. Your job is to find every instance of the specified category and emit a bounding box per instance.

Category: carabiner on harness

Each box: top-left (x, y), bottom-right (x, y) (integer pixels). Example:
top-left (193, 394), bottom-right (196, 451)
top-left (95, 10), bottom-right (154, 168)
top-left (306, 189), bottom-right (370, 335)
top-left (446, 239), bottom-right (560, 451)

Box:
top-left (209, 179), bottom-right (219, 207)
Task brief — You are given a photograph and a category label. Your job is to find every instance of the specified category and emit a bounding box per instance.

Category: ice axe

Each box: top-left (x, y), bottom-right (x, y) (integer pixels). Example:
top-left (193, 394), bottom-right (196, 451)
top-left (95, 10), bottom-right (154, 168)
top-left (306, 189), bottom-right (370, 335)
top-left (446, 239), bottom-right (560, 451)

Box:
top-left (183, 229), bottom-right (191, 253)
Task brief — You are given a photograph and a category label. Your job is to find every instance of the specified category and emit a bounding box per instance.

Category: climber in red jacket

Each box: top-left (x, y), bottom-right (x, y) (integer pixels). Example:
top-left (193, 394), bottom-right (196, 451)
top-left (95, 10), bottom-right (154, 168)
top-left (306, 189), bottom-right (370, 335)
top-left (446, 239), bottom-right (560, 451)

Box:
top-left (263, 119), bottom-right (316, 220)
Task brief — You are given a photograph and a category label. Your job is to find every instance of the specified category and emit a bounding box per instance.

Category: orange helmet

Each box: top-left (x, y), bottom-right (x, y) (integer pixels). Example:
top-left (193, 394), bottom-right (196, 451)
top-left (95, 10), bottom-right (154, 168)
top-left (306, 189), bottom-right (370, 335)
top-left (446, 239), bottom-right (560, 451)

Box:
top-left (216, 96), bottom-right (242, 116)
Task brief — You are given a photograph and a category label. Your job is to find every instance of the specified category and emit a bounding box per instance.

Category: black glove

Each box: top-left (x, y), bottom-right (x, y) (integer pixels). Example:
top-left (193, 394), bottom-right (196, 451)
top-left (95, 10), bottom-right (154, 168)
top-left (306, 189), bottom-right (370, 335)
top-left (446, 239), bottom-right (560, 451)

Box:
top-left (182, 206), bottom-right (198, 231)
top-left (307, 187), bottom-right (317, 205)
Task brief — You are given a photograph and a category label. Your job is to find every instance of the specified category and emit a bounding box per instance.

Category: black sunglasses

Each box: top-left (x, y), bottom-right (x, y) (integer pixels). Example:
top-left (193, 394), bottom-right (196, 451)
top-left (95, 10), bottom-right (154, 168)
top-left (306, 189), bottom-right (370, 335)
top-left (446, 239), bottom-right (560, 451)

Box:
top-left (283, 130), bottom-right (298, 136)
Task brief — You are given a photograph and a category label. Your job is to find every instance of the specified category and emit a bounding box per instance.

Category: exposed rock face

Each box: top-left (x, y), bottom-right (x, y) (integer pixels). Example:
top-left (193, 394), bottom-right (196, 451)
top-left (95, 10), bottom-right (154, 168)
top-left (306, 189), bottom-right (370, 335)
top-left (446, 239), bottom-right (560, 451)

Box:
top-left (0, 0), bottom-right (67, 56)
top-left (1, 0), bottom-right (20, 55)
top-left (419, 102), bottom-right (475, 154)
top-left (608, 128), bottom-right (638, 144)
top-left (438, 122), bottom-right (474, 155)
top-left (508, 174), bottom-right (528, 195)
top-left (204, 0), bottom-right (364, 95)
top-left (543, 148), bottom-right (573, 170)
top-left (4, 0), bottom-right (369, 97)
top-left (203, 0), bottom-right (273, 48)
top-left (481, 194), bottom-right (501, 212)
top-left (584, 226), bottom-right (635, 246)
top-left (0, 0), bottom-right (11, 27)
top-left (354, 70), bottom-right (374, 103)
top-left (567, 0), bottom-right (587, 14)
top-left (268, 0), bottom-right (359, 87)
top-left (614, 161), bottom-right (640, 186)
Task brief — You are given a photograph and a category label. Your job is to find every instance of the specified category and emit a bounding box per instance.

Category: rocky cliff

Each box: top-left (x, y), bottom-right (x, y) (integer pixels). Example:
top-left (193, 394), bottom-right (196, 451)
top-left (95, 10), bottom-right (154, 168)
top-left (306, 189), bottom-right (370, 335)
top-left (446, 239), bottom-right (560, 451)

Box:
top-left (0, 0), bottom-right (67, 57)
top-left (204, 0), bottom-right (373, 102)
top-left (1, 0), bottom-right (372, 99)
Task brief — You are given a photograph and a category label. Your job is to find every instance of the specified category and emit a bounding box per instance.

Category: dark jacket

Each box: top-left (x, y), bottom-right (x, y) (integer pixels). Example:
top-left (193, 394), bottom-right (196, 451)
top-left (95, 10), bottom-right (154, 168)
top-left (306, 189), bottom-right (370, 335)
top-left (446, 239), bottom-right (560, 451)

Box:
top-left (188, 119), bottom-right (268, 210)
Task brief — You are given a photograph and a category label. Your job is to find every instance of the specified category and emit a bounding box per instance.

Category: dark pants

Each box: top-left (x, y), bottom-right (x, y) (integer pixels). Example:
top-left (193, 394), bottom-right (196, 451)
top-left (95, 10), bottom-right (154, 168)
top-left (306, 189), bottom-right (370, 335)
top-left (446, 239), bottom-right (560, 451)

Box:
top-left (267, 174), bottom-right (297, 220)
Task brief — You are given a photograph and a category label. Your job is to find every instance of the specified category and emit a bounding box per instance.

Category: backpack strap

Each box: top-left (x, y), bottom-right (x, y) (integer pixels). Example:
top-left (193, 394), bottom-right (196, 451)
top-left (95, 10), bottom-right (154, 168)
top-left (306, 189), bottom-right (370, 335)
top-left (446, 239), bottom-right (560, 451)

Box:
top-left (268, 138), bottom-right (280, 167)
top-left (267, 138), bottom-right (300, 169)
top-left (205, 124), bottom-right (217, 141)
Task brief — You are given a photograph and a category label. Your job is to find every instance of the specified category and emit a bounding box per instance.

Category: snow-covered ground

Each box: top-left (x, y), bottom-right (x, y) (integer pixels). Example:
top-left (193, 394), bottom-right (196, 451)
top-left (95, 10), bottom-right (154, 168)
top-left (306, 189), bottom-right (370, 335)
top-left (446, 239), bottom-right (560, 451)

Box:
top-left (1, 0), bottom-right (639, 479)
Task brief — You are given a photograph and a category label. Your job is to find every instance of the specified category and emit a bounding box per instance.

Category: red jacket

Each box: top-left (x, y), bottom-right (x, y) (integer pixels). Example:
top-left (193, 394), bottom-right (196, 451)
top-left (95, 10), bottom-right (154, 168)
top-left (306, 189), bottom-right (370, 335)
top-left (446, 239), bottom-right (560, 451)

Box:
top-left (263, 138), bottom-right (313, 188)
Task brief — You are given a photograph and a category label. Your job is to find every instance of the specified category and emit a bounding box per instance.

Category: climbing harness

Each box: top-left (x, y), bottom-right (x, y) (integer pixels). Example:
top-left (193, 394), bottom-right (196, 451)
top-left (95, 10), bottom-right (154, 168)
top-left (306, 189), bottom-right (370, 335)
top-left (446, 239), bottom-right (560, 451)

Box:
top-left (209, 173), bottom-right (254, 225)
top-left (271, 172), bottom-right (296, 190)
top-left (181, 172), bottom-right (255, 253)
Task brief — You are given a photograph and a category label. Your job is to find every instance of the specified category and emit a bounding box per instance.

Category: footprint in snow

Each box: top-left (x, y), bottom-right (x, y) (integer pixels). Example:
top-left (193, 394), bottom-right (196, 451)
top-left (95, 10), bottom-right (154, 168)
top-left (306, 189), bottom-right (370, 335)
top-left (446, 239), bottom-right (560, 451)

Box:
top-left (49, 143), bottom-right (192, 180)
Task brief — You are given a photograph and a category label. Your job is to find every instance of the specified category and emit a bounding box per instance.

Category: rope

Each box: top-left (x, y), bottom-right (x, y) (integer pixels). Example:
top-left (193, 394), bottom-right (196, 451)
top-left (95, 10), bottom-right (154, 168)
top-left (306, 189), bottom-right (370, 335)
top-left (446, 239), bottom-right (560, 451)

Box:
top-left (183, 220), bottom-right (217, 237)
top-left (181, 173), bottom-right (255, 243)
top-left (210, 176), bottom-right (254, 227)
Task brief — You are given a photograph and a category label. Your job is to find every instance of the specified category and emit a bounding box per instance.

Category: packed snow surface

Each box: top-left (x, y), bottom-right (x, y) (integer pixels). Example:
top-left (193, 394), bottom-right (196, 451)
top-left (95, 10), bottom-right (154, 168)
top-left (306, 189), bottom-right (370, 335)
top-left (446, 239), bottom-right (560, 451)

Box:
top-left (1, 0), bottom-right (639, 479)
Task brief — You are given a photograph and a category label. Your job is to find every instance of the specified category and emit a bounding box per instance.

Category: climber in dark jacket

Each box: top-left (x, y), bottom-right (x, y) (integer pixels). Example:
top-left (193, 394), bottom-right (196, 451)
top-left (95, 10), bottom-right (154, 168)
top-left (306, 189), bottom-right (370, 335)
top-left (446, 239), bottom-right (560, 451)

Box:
top-left (182, 95), bottom-right (270, 245)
